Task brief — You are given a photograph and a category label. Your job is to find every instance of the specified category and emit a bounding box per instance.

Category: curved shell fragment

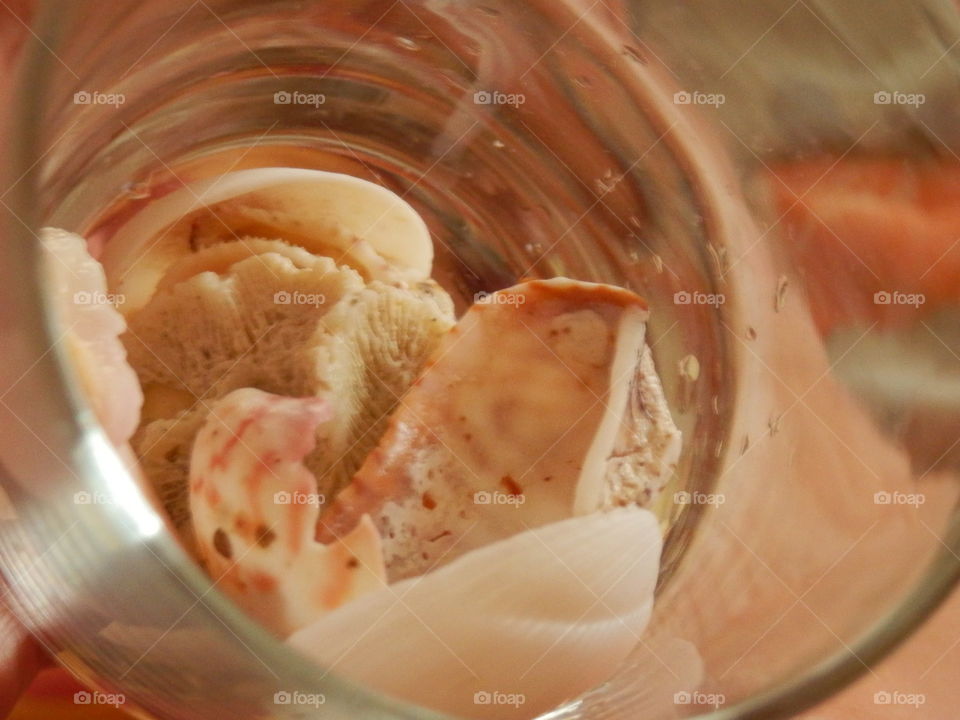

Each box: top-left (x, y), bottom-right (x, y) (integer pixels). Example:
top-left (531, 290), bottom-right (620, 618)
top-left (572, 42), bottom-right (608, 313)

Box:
top-left (40, 228), bottom-right (143, 447)
top-left (189, 387), bottom-right (387, 636)
top-left (290, 507), bottom-right (662, 720)
top-left (101, 168), bottom-right (433, 315)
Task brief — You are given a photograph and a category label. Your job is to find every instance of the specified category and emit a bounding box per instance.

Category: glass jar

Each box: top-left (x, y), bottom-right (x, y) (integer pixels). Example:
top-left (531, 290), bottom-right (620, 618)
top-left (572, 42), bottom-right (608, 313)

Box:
top-left (1, 1), bottom-right (959, 718)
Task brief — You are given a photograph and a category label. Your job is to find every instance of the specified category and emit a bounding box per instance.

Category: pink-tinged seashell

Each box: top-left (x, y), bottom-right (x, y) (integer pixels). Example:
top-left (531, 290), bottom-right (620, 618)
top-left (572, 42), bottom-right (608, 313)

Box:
top-left (189, 387), bottom-right (387, 636)
top-left (40, 228), bottom-right (143, 448)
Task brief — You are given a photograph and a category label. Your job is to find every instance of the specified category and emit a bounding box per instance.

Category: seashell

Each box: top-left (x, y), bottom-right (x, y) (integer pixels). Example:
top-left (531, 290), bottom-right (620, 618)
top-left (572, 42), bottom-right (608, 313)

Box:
top-left (189, 387), bottom-right (387, 636)
top-left (289, 507), bottom-right (662, 720)
top-left (40, 228), bottom-right (143, 447)
top-left (127, 246), bottom-right (454, 552)
top-left (100, 168), bottom-right (434, 315)
top-left (318, 278), bottom-right (679, 581)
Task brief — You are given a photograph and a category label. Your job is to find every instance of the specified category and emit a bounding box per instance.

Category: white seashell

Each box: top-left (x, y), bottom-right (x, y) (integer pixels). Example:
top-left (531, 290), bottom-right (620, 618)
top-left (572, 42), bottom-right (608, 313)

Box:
top-left (189, 388), bottom-right (387, 636)
top-left (40, 228), bottom-right (143, 447)
top-left (101, 168), bottom-right (434, 315)
top-left (289, 507), bottom-right (662, 720)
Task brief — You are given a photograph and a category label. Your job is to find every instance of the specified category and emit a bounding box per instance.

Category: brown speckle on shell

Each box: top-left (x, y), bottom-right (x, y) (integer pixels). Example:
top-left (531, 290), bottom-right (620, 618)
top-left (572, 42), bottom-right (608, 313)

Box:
top-left (255, 524), bottom-right (276, 548)
top-left (213, 528), bottom-right (233, 559)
